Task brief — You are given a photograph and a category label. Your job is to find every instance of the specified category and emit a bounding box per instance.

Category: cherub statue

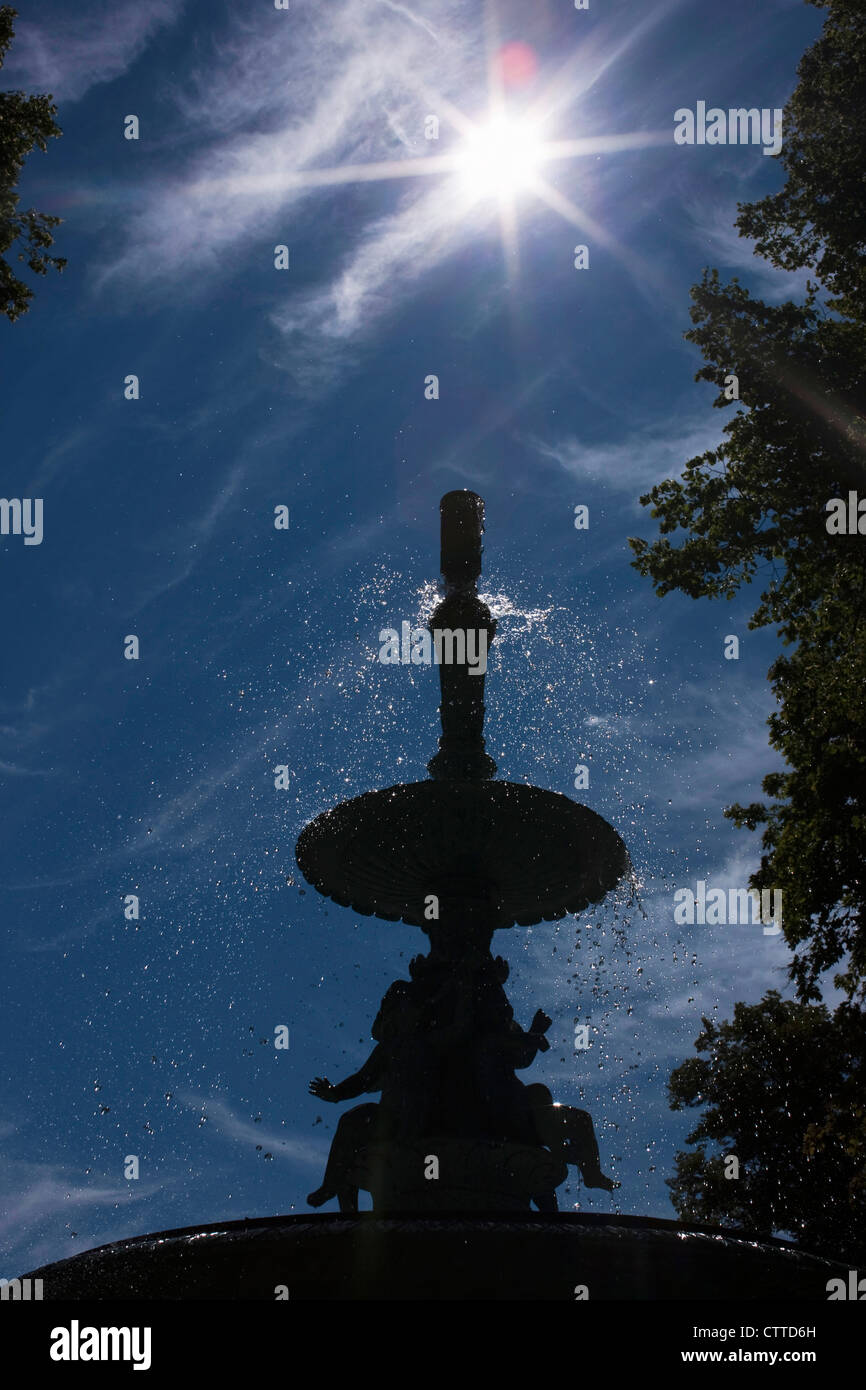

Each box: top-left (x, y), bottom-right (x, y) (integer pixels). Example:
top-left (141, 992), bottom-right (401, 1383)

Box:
top-left (305, 960), bottom-right (475, 1209)
top-left (305, 949), bottom-right (562, 1210)
top-left (524, 1082), bottom-right (619, 1211)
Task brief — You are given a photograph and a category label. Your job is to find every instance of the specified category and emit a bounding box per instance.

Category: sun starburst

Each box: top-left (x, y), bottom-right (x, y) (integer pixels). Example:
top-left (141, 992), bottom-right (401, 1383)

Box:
top-left (454, 113), bottom-right (546, 200)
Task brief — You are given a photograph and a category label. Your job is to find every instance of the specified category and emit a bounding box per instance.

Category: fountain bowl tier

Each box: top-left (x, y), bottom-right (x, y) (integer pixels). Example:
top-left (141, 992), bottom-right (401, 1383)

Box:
top-left (295, 779), bottom-right (629, 929)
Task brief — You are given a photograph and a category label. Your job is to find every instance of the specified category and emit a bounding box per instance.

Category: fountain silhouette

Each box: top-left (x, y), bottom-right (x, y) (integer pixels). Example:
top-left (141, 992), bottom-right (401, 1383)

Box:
top-left (19, 491), bottom-right (849, 1299)
top-left (297, 490), bottom-right (626, 1211)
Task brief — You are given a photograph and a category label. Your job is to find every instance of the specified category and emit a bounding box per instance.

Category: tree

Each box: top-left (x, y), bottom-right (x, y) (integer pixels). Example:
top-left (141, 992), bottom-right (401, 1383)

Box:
top-left (0, 5), bottom-right (66, 321)
top-left (629, 0), bottom-right (866, 1004)
top-left (667, 992), bottom-right (866, 1262)
top-left (650, 5), bottom-right (866, 1247)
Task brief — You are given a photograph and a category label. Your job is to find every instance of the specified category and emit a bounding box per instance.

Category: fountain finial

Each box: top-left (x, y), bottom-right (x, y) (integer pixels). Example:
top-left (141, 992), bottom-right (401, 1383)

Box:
top-left (439, 489), bottom-right (484, 586)
top-left (426, 490), bottom-right (498, 781)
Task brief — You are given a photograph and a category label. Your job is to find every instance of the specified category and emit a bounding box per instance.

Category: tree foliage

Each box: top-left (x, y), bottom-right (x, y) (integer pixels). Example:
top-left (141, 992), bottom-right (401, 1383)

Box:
top-left (646, 1), bottom-right (866, 1249)
top-left (630, 0), bottom-right (866, 1004)
top-left (0, 5), bottom-right (65, 321)
top-left (667, 992), bottom-right (866, 1261)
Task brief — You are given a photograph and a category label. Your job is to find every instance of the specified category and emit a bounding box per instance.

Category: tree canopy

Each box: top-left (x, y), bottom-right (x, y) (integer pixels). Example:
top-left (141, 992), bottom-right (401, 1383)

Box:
top-left (651, 0), bottom-right (866, 1255)
top-left (630, 0), bottom-right (866, 1005)
top-left (0, 4), bottom-right (65, 321)
top-left (667, 992), bottom-right (866, 1261)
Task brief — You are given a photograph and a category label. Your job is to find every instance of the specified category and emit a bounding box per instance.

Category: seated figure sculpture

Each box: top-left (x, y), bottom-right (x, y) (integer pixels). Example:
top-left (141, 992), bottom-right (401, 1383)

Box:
top-left (305, 967), bottom-right (440, 1210)
top-left (524, 1082), bottom-right (619, 1211)
top-left (306, 952), bottom-right (475, 1209)
top-left (305, 942), bottom-right (556, 1211)
top-left (468, 954), bottom-right (552, 1144)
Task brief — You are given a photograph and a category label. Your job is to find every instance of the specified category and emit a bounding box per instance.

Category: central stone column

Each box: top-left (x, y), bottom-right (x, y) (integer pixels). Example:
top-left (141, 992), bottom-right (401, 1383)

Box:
top-left (426, 490), bottom-right (498, 782)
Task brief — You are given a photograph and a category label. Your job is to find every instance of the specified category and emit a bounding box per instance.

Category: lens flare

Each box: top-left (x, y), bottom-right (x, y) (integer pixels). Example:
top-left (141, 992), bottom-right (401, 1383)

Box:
top-left (497, 41), bottom-right (538, 89)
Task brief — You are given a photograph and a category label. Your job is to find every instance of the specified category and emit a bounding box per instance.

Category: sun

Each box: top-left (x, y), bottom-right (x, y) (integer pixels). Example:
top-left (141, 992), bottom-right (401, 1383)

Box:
top-left (455, 114), bottom-right (545, 201)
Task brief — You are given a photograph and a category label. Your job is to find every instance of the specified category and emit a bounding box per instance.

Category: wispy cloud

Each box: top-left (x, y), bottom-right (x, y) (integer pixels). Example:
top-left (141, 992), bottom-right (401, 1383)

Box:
top-left (94, 0), bottom-right (481, 298)
top-left (0, 760), bottom-right (54, 778)
top-left (178, 1093), bottom-right (325, 1168)
top-left (377, 0), bottom-right (443, 43)
top-left (0, 1157), bottom-right (154, 1273)
top-left (651, 678), bottom-right (782, 812)
top-left (0, 1173), bottom-right (145, 1239)
top-left (128, 457), bottom-right (247, 617)
top-left (525, 412), bottom-right (730, 504)
top-left (3, 0), bottom-right (185, 105)
top-left (269, 182), bottom-right (477, 394)
top-left (13, 902), bottom-right (116, 954)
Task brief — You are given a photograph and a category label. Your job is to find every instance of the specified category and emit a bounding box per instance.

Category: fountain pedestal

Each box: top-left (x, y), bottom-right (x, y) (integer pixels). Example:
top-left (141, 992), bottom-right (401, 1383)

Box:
top-left (360, 1138), bottom-right (568, 1212)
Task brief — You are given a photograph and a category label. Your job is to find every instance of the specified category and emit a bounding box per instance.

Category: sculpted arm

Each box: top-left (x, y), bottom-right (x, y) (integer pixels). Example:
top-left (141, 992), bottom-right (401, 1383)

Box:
top-left (309, 1044), bottom-right (384, 1102)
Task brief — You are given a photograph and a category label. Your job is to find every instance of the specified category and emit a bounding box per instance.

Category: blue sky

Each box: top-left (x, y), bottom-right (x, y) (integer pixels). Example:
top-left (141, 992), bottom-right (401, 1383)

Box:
top-left (1, 0), bottom-right (826, 1274)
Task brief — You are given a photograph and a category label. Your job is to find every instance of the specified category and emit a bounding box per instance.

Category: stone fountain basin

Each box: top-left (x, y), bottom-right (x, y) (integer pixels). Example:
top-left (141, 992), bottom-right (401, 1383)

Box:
top-left (295, 780), bottom-right (629, 928)
top-left (21, 1212), bottom-right (845, 1300)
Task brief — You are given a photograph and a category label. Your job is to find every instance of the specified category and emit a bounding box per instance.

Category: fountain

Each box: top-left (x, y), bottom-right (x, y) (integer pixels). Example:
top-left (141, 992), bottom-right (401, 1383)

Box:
top-left (18, 491), bottom-right (848, 1299)
top-left (296, 489), bottom-right (626, 1213)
